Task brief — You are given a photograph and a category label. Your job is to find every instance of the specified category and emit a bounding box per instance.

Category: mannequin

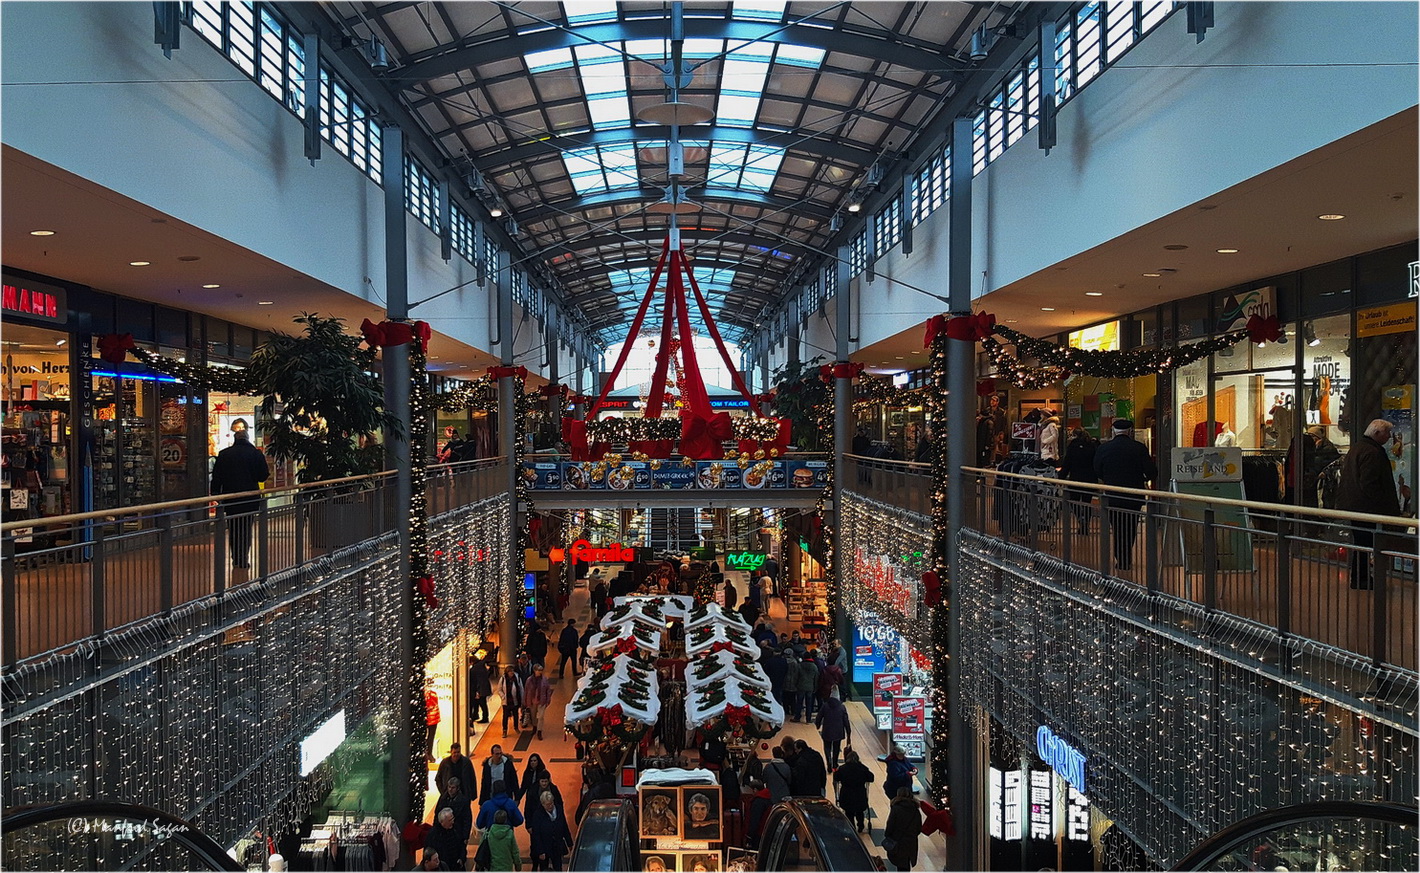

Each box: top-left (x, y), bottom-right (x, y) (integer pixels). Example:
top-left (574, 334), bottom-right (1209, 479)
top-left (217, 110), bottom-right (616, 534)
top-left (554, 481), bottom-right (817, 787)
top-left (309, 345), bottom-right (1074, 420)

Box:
top-left (1269, 396), bottom-right (1293, 450)
top-left (1038, 410), bottom-right (1062, 462)
top-left (1214, 422), bottom-right (1237, 447)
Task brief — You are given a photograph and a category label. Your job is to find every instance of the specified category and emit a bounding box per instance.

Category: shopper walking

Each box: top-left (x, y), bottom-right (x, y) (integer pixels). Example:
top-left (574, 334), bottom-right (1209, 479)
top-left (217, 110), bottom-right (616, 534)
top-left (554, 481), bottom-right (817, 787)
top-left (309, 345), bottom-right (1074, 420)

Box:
top-left (476, 780), bottom-right (525, 830)
top-left (1057, 427), bottom-right (1100, 534)
top-left (883, 745), bottom-right (916, 800)
top-left (764, 648), bottom-right (790, 711)
top-left (527, 790), bottom-right (574, 872)
top-left (480, 748), bottom-right (520, 805)
top-left (833, 749), bottom-right (875, 833)
top-left (794, 654), bottom-right (819, 722)
top-left (524, 663), bottom-right (555, 740)
top-left (763, 748), bottom-right (793, 802)
top-left (577, 622), bottom-right (596, 673)
top-left (1336, 419), bottom-right (1401, 590)
top-left (790, 739), bottom-right (828, 797)
top-left (1092, 419), bottom-right (1157, 570)
top-left (519, 752), bottom-right (550, 813)
top-left (883, 786), bottom-right (923, 872)
top-left (468, 655), bottom-right (493, 724)
top-left (436, 742), bottom-right (478, 801)
top-left (435, 775), bottom-right (474, 846)
top-left (209, 427), bottom-right (270, 569)
top-left (497, 666), bottom-right (524, 737)
top-left (482, 809), bottom-right (521, 872)
top-left (814, 687), bottom-right (851, 771)
top-left (525, 622), bottom-right (550, 666)
top-left (424, 809), bottom-right (465, 873)
top-left (556, 619), bottom-right (579, 678)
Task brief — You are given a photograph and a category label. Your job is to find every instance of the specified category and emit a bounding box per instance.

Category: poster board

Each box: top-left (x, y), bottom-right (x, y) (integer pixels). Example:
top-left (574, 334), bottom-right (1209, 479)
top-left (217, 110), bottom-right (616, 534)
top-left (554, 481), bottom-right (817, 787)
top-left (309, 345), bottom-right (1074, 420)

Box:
top-left (872, 673), bottom-right (902, 731)
top-left (1170, 447), bottom-right (1254, 573)
top-left (891, 696), bottom-right (928, 761)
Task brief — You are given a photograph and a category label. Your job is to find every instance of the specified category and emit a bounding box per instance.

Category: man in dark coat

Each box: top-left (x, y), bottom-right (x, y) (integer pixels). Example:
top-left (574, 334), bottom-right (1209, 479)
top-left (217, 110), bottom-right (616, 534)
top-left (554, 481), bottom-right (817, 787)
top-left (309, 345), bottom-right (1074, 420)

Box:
top-left (1057, 427), bottom-right (1100, 534)
top-left (468, 656), bottom-right (493, 723)
top-left (434, 775), bottom-right (474, 844)
top-left (1336, 419), bottom-right (1402, 590)
top-left (480, 746), bottom-right (520, 804)
top-left (524, 622), bottom-right (549, 666)
top-left (556, 618), bottom-right (579, 678)
top-left (424, 808), bottom-right (465, 873)
top-left (209, 428), bottom-right (270, 569)
top-left (763, 648), bottom-right (790, 711)
top-left (883, 787), bottom-right (922, 872)
top-left (1092, 419), bottom-right (1157, 570)
top-left (791, 738), bottom-right (828, 797)
top-left (435, 742), bottom-right (478, 800)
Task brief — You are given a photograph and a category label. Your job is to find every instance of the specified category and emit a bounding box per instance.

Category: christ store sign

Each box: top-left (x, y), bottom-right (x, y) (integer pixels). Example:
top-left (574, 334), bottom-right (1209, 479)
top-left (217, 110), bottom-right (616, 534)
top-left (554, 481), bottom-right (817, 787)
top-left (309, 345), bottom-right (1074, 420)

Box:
top-left (2, 275), bottom-right (67, 325)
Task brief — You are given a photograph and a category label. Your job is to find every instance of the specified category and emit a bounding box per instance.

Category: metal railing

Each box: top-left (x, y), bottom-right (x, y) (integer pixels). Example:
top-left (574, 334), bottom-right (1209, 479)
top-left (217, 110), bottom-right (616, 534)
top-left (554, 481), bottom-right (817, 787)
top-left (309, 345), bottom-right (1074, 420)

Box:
top-left (962, 466), bottom-right (1419, 675)
top-left (2, 458), bottom-right (508, 665)
top-left (844, 452), bottom-right (932, 515)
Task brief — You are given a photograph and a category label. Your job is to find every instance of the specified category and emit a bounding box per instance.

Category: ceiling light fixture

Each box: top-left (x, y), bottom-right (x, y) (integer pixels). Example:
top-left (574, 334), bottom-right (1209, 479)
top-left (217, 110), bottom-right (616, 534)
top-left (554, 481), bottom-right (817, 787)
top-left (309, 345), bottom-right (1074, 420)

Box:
top-left (258, 301), bottom-right (274, 305)
top-left (1041, 307), bottom-right (1055, 312)
top-left (202, 284), bottom-right (221, 289)
top-left (846, 201), bottom-right (862, 214)
top-left (1142, 272), bottom-right (1162, 278)
top-left (489, 207), bottom-right (504, 218)
top-left (129, 261), bottom-right (151, 266)
top-left (1163, 244), bottom-right (1189, 251)
top-left (1318, 214), bottom-right (1345, 221)
top-left (55, 338), bottom-right (67, 347)
top-left (1216, 248), bottom-right (1239, 254)
top-left (29, 229), bottom-right (55, 236)
top-left (1085, 291), bottom-right (1103, 297)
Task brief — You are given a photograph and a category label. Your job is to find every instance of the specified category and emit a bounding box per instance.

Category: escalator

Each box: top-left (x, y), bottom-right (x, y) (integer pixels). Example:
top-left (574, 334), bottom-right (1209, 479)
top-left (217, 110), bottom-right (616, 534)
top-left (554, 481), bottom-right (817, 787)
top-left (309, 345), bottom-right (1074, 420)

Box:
top-left (1172, 801), bottom-right (1418, 871)
top-left (2, 800), bottom-right (244, 871)
top-left (569, 796), bottom-right (879, 872)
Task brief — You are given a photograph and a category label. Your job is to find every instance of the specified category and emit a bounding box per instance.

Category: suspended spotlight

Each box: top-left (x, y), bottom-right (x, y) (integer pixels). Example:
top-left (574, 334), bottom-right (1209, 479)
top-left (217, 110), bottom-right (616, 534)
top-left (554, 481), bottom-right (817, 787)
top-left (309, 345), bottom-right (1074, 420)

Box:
top-left (846, 201), bottom-right (862, 214)
top-left (970, 24), bottom-right (992, 61)
top-left (489, 207), bottom-right (505, 218)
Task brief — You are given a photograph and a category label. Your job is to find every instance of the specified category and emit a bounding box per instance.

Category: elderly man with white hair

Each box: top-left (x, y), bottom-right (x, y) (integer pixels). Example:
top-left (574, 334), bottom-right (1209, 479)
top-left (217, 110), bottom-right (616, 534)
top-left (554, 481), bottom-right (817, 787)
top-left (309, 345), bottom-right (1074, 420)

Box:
top-left (1336, 419), bottom-right (1402, 590)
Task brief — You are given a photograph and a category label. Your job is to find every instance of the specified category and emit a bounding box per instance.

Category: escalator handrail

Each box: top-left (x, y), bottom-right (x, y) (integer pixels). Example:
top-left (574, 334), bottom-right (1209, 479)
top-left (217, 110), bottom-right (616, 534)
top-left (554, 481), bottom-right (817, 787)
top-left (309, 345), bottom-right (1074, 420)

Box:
top-left (2, 799), bottom-right (244, 871)
top-left (1171, 800), bottom-right (1419, 871)
top-left (761, 797), bottom-right (879, 871)
top-left (568, 797), bottom-right (638, 872)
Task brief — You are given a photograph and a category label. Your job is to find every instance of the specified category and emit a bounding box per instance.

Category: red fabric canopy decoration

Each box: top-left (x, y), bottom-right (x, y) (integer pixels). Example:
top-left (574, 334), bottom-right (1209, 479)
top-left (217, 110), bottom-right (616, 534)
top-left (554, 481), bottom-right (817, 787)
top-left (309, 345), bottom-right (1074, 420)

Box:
top-left (538, 383), bottom-right (566, 397)
top-left (563, 418), bottom-right (607, 462)
top-left (921, 570), bottom-right (942, 607)
top-left (418, 575), bottom-right (439, 609)
top-left (920, 799), bottom-right (957, 837)
top-left (725, 704), bottom-right (751, 728)
top-left (488, 365), bottom-right (528, 380)
top-left (589, 239), bottom-right (671, 418)
top-left (402, 821), bottom-right (431, 850)
top-left (679, 411), bottom-right (734, 460)
top-left (944, 312), bottom-right (997, 342)
top-left (360, 318), bottom-right (431, 352)
top-left (923, 314), bottom-right (949, 347)
top-left (1246, 314), bottom-right (1283, 345)
top-left (98, 333), bottom-right (136, 364)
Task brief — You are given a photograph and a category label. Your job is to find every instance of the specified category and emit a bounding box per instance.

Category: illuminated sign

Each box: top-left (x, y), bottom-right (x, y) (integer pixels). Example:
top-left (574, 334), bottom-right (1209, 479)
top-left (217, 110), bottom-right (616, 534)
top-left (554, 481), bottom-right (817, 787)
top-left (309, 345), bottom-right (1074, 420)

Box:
top-left (550, 539), bottom-right (636, 564)
top-left (1037, 725), bottom-right (1087, 794)
top-left (433, 544), bottom-right (491, 563)
top-left (1067, 321), bottom-right (1119, 352)
top-left (300, 710), bottom-right (346, 776)
top-left (725, 551), bottom-right (766, 571)
top-left (1356, 301), bottom-right (1417, 338)
top-left (1066, 784), bottom-right (1090, 842)
top-left (1217, 286), bottom-right (1274, 333)
top-left (1002, 769), bottom-right (1022, 840)
top-left (1028, 769), bottom-right (1053, 840)
top-left (709, 398), bottom-right (751, 409)
top-left (1, 277), bottom-right (67, 325)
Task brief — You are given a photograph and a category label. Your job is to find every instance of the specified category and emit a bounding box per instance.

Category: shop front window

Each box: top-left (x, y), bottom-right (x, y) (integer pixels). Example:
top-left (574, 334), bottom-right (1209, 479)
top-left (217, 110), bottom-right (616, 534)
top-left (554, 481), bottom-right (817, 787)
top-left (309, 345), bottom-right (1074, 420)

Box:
top-left (2, 323), bottom-right (74, 531)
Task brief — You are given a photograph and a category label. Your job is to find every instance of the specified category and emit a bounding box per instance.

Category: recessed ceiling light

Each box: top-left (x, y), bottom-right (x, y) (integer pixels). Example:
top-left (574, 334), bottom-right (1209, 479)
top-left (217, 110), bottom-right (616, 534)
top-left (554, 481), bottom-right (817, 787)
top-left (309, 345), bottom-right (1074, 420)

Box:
top-left (1318, 214), bottom-right (1345, 221)
top-left (1084, 291), bottom-right (1103, 297)
top-left (55, 338), bottom-right (67, 347)
top-left (257, 301), bottom-right (274, 305)
top-left (895, 356), bottom-right (904, 360)
top-left (29, 229), bottom-right (55, 236)
top-left (177, 255), bottom-right (201, 262)
top-left (1163, 244), bottom-right (1188, 251)
top-left (129, 261), bottom-right (151, 266)
top-left (1216, 248), bottom-right (1239, 254)
top-left (1006, 319), bottom-right (1019, 323)
top-left (1041, 307), bottom-right (1055, 312)
top-left (202, 284), bottom-right (221, 289)
top-left (1142, 272), bottom-right (1162, 278)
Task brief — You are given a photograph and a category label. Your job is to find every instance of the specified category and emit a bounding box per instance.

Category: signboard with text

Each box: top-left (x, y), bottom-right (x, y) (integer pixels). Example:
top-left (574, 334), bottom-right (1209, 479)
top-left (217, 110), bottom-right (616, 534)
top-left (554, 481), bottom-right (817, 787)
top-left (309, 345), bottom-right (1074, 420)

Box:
top-left (851, 612), bottom-right (904, 682)
top-left (891, 696), bottom-right (927, 761)
top-left (872, 672), bottom-right (902, 730)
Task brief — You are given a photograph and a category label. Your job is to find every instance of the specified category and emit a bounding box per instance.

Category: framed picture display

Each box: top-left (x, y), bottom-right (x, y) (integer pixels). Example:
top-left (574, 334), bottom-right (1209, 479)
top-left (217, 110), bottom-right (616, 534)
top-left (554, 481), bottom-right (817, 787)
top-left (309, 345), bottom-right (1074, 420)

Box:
top-left (680, 851), bottom-right (722, 872)
top-left (640, 787), bottom-right (682, 839)
top-left (725, 849), bottom-right (757, 872)
top-left (682, 789), bottom-right (722, 842)
top-left (642, 852), bottom-right (678, 872)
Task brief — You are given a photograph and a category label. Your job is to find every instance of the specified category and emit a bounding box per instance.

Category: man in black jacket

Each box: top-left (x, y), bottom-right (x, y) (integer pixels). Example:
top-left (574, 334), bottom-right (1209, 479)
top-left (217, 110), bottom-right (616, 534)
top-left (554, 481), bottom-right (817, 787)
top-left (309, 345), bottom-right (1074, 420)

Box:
top-left (468, 656), bottom-right (493, 724)
top-left (210, 428), bottom-right (270, 569)
top-left (790, 739), bottom-right (827, 797)
top-left (1092, 419), bottom-right (1157, 571)
top-left (556, 618), bottom-right (579, 678)
top-left (435, 742), bottom-right (478, 800)
top-left (1336, 419), bottom-right (1401, 589)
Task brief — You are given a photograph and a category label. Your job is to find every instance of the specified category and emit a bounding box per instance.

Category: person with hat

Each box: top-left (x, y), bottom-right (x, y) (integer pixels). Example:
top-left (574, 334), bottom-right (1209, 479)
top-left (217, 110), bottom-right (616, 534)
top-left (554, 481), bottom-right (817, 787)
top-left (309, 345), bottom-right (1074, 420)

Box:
top-left (1092, 419), bottom-right (1157, 571)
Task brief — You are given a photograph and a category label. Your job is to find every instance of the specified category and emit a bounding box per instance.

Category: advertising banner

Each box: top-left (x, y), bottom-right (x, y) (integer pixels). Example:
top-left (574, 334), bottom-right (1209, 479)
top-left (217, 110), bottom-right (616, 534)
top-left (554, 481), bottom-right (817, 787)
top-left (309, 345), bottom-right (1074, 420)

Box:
top-left (891, 696), bottom-right (927, 761)
top-left (650, 465), bottom-right (698, 489)
top-left (872, 672), bottom-right (902, 730)
top-left (560, 462), bottom-right (608, 490)
top-left (784, 459), bottom-right (830, 489)
top-left (851, 613), bottom-right (903, 682)
top-left (694, 461), bottom-right (743, 489)
top-left (523, 461), bottom-right (562, 489)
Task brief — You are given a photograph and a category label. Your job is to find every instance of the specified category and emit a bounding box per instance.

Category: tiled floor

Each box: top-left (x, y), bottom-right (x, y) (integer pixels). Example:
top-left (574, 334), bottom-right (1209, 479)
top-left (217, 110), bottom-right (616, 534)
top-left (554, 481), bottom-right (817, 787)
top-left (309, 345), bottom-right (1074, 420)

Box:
top-left (422, 571), bottom-right (948, 870)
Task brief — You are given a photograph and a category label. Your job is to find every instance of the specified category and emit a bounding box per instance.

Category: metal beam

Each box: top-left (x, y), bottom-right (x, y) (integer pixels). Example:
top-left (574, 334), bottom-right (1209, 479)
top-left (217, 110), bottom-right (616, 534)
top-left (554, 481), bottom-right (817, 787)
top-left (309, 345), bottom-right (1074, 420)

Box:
top-left (517, 187), bottom-right (834, 224)
top-left (396, 19), bottom-right (968, 85)
top-left (467, 124), bottom-right (878, 175)
top-left (540, 227), bottom-right (810, 260)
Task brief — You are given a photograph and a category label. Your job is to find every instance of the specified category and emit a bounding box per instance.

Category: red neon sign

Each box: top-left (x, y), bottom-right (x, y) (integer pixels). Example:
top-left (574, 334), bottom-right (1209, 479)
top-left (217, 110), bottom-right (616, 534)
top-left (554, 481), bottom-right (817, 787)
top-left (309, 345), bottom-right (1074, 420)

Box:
top-left (2, 284), bottom-right (61, 320)
top-left (551, 539), bottom-right (636, 564)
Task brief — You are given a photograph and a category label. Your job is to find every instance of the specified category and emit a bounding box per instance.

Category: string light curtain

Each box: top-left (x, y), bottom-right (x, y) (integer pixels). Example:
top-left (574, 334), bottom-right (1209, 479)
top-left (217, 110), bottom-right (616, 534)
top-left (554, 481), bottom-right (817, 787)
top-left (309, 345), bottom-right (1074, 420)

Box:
top-left (957, 531), bottom-right (1419, 868)
top-left (838, 492), bottom-right (931, 664)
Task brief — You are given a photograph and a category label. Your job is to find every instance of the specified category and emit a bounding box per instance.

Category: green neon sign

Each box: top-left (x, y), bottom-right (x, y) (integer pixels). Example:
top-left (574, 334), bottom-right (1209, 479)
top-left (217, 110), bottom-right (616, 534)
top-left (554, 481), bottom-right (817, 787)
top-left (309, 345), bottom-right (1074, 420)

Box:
top-left (725, 551), bottom-right (767, 571)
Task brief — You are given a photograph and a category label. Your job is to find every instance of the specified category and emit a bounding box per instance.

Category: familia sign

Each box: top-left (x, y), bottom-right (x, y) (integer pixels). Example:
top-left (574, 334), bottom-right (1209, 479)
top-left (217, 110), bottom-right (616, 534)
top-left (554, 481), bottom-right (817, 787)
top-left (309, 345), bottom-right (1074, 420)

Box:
top-left (549, 539), bottom-right (636, 563)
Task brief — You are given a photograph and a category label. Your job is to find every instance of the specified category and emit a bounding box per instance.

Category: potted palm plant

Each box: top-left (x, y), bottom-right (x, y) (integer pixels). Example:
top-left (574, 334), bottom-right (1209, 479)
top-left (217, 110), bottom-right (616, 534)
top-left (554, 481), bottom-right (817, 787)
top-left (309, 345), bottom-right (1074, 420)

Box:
top-left (248, 313), bottom-right (396, 549)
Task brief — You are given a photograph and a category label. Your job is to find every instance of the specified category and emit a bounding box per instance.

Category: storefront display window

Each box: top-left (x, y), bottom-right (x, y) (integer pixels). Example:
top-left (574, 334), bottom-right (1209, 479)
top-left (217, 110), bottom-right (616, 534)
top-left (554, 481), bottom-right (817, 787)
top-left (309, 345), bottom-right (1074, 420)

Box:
top-left (2, 323), bottom-right (74, 534)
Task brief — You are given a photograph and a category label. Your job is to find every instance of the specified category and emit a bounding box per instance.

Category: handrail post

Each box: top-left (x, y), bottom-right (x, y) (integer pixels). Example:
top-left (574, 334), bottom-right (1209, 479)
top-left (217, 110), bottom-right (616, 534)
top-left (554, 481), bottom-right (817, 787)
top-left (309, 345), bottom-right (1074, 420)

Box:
top-left (91, 525), bottom-right (107, 641)
top-left (1202, 507), bottom-right (1218, 611)
top-left (1372, 533), bottom-right (1388, 668)
top-left (1098, 493), bottom-right (1111, 575)
top-left (1061, 488), bottom-right (1073, 567)
top-left (213, 505), bottom-right (227, 598)
top-left (158, 514), bottom-right (175, 614)
top-left (1026, 485), bottom-right (1039, 552)
top-left (295, 492), bottom-right (306, 566)
top-left (1144, 498), bottom-right (1160, 600)
top-left (257, 498), bottom-right (270, 578)
top-left (3, 536), bottom-right (18, 664)
top-left (1276, 516), bottom-right (1292, 643)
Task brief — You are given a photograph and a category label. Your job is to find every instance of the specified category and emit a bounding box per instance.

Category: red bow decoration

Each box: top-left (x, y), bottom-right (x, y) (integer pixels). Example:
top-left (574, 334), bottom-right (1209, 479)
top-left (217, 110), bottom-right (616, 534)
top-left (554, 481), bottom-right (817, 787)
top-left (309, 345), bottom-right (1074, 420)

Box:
top-left (976, 379), bottom-right (997, 397)
top-left (923, 314), bottom-right (949, 347)
top-left (679, 411), bottom-right (734, 460)
top-left (754, 392), bottom-right (777, 405)
top-left (561, 418), bottom-right (593, 461)
top-left (709, 640), bottom-right (737, 654)
top-left (614, 637), bottom-right (641, 656)
top-left (945, 312), bottom-right (997, 342)
top-left (596, 704), bottom-right (624, 728)
top-left (832, 362), bottom-right (865, 380)
top-left (919, 799), bottom-right (957, 837)
top-left (1246, 314), bottom-right (1282, 345)
top-left (725, 704), bottom-right (751, 728)
top-left (488, 365), bottom-right (529, 381)
top-left (418, 575), bottom-right (439, 609)
top-left (818, 364), bottom-right (834, 384)
top-left (538, 383), bottom-right (567, 398)
top-left (360, 319), bottom-right (431, 352)
top-left (921, 570), bottom-right (942, 607)
top-left (97, 333), bottom-right (135, 364)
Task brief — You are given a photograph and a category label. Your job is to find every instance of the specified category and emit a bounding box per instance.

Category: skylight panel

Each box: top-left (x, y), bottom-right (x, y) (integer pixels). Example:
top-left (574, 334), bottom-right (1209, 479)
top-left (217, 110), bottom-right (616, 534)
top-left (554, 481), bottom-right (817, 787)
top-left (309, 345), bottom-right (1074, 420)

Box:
top-left (527, 47), bottom-right (574, 72)
top-left (566, 1), bottom-right (618, 24)
top-left (600, 148), bottom-right (641, 187)
top-left (734, 1), bottom-right (785, 21)
top-left (775, 44), bottom-right (826, 67)
top-left (693, 266), bottom-right (737, 288)
top-left (683, 38), bottom-right (724, 59)
top-left (564, 150), bottom-right (603, 177)
top-left (727, 40), bottom-right (774, 60)
top-left (574, 43), bottom-right (621, 66)
top-left (721, 58), bottom-right (769, 93)
top-left (579, 64), bottom-right (625, 96)
top-left (707, 143), bottom-right (748, 187)
top-left (588, 95), bottom-right (630, 127)
top-left (717, 93), bottom-right (761, 126)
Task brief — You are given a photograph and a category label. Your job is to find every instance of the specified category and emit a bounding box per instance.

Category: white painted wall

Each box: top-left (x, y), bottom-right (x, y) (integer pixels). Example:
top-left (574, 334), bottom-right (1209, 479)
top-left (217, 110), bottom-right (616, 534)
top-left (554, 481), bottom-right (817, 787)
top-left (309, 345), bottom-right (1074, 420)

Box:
top-left (1, 1), bottom-right (548, 368)
top-left (830, 0), bottom-right (1419, 354)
